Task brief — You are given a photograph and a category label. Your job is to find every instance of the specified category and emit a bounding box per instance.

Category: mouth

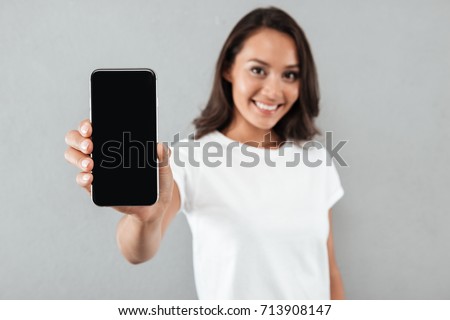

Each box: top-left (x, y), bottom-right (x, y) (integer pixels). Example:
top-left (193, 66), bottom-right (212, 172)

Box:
top-left (252, 100), bottom-right (283, 114)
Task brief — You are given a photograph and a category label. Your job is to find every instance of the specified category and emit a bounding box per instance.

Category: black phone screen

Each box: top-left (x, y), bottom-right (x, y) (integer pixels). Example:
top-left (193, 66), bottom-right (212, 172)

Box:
top-left (90, 69), bottom-right (158, 206)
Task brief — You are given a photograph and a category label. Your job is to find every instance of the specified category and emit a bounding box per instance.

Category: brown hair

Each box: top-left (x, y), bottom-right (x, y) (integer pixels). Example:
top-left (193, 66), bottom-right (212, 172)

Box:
top-left (193, 7), bottom-right (321, 142)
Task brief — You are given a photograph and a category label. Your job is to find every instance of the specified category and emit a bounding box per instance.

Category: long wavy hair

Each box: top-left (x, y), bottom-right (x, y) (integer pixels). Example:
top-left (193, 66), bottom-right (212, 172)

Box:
top-left (193, 7), bottom-right (321, 142)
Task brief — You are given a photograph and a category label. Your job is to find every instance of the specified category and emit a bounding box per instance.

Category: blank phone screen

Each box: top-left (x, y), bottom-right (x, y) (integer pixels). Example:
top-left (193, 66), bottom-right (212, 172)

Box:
top-left (90, 69), bottom-right (158, 206)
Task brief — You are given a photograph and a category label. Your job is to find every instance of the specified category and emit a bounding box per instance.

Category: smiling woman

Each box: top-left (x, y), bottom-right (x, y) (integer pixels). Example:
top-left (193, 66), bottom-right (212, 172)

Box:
top-left (64, 6), bottom-right (345, 300)
top-left (167, 7), bottom-right (344, 299)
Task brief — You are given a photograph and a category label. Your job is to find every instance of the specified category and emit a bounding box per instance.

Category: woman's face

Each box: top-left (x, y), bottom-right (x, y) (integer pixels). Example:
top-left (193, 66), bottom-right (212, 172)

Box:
top-left (224, 28), bottom-right (300, 135)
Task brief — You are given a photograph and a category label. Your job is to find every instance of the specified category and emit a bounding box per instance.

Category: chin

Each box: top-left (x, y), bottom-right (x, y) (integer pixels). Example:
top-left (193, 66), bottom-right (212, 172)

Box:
top-left (252, 121), bottom-right (277, 131)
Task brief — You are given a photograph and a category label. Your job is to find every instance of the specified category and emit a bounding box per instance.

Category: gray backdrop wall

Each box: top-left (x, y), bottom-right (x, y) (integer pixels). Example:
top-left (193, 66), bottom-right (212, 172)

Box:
top-left (0, 0), bottom-right (449, 299)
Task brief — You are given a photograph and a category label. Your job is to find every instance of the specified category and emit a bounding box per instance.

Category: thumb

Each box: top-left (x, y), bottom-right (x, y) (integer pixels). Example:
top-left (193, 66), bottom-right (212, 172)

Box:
top-left (157, 142), bottom-right (171, 173)
top-left (156, 143), bottom-right (174, 203)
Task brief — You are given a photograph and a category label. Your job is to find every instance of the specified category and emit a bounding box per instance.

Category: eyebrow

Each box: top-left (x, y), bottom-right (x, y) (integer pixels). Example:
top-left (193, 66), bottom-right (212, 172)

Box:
top-left (248, 59), bottom-right (300, 69)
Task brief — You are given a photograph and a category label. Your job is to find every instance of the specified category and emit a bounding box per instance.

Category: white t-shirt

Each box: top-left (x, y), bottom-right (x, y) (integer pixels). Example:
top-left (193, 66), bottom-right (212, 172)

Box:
top-left (169, 130), bottom-right (344, 299)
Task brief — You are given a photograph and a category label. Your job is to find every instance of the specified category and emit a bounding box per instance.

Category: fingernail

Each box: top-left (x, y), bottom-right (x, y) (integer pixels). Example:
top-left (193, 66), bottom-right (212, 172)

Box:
top-left (81, 159), bottom-right (90, 168)
top-left (81, 140), bottom-right (89, 151)
top-left (80, 125), bottom-right (88, 134)
top-left (82, 174), bottom-right (90, 181)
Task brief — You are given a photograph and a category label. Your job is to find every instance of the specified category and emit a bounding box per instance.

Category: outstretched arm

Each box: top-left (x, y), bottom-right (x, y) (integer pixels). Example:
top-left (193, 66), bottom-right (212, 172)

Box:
top-left (328, 209), bottom-right (345, 299)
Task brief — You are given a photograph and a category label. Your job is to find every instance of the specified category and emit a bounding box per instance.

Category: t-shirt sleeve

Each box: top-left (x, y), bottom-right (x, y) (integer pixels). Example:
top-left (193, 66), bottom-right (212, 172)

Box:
top-left (169, 144), bottom-right (195, 213)
top-left (325, 153), bottom-right (344, 209)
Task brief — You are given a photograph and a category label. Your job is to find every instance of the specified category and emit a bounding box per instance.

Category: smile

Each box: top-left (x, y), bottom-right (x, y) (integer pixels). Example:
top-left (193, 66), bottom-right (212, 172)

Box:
top-left (252, 100), bottom-right (282, 113)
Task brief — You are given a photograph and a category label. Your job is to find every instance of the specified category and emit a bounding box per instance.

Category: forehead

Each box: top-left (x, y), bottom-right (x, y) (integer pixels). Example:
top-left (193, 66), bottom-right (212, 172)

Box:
top-left (236, 28), bottom-right (299, 66)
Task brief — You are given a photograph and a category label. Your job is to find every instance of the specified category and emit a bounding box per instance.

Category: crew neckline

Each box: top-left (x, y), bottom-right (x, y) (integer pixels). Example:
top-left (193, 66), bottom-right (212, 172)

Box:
top-left (211, 130), bottom-right (290, 153)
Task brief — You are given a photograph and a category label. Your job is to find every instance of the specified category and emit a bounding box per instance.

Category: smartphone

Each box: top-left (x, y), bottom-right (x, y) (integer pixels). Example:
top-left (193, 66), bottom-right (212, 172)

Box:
top-left (90, 69), bottom-right (158, 206)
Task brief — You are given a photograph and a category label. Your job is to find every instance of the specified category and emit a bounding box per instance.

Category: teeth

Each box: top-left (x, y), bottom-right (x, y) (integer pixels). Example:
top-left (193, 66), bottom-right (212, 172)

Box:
top-left (254, 101), bottom-right (278, 111)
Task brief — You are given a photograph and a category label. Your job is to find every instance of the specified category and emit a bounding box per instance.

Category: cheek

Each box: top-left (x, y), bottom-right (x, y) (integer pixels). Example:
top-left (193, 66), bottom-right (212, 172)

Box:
top-left (233, 74), bottom-right (260, 100)
top-left (287, 84), bottom-right (300, 102)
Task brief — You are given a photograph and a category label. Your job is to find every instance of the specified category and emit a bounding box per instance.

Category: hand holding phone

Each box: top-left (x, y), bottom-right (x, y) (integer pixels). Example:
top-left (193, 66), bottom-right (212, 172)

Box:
top-left (64, 68), bottom-right (175, 220)
top-left (64, 118), bottom-right (175, 222)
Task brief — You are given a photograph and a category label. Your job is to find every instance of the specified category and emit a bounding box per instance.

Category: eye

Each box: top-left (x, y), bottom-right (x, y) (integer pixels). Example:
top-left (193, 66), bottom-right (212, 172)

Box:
top-left (250, 67), bottom-right (266, 76)
top-left (283, 71), bottom-right (300, 81)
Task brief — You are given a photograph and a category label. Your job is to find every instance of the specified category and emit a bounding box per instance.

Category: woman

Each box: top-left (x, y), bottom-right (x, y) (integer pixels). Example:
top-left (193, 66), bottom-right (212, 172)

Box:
top-left (64, 7), bottom-right (345, 299)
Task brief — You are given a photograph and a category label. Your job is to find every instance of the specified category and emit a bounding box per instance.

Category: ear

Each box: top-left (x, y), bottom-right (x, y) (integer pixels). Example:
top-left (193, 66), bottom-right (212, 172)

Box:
top-left (222, 68), bottom-right (232, 82)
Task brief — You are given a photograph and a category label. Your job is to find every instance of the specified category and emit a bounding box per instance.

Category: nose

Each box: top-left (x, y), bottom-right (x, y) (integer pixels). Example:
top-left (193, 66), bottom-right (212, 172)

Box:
top-left (261, 74), bottom-right (283, 101)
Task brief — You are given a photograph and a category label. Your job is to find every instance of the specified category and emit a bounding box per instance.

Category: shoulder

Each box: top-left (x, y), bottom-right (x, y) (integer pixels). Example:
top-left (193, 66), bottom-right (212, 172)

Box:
top-left (169, 130), bottom-right (223, 163)
top-left (285, 139), bottom-right (329, 166)
top-left (171, 131), bottom-right (228, 150)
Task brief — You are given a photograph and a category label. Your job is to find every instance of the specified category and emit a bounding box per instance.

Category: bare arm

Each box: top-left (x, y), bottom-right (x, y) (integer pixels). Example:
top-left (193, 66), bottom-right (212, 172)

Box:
top-left (116, 182), bottom-right (181, 264)
top-left (328, 209), bottom-right (345, 300)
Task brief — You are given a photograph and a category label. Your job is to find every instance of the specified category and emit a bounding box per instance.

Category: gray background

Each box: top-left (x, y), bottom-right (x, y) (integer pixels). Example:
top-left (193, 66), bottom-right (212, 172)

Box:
top-left (0, 0), bottom-right (449, 299)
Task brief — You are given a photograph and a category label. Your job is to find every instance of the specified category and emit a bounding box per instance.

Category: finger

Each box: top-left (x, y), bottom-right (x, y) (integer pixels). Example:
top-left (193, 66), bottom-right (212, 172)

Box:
top-left (76, 172), bottom-right (93, 194)
top-left (78, 119), bottom-right (92, 138)
top-left (65, 130), bottom-right (93, 154)
top-left (64, 147), bottom-right (93, 172)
